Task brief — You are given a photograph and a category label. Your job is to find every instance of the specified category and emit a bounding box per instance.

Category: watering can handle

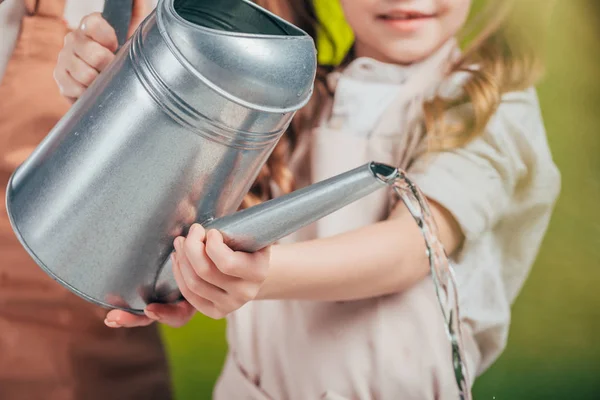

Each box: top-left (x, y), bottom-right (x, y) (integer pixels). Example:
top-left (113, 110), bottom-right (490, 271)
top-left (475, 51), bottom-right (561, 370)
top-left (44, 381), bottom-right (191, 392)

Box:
top-left (102, 0), bottom-right (134, 49)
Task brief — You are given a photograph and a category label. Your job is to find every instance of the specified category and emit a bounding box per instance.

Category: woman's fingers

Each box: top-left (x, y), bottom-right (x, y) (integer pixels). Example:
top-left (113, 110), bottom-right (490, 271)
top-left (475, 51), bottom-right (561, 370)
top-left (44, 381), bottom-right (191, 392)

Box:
top-left (64, 52), bottom-right (99, 87)
top-left (144, 300), bottom-right (196, 328)
top-left (78, 12), bottom-right (119, 52)
top-left (53, 63), bottom-right (86, 100)
top-left (71, 30), bottom-right (116, 71)
top-left (105, 309), bottom-right (154, 328)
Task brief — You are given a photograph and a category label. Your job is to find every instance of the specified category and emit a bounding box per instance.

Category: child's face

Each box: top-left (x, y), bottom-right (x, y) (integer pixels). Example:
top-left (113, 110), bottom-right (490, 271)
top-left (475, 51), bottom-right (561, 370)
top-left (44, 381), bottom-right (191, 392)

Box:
top-left (339, 0), bottom-right (472, 64)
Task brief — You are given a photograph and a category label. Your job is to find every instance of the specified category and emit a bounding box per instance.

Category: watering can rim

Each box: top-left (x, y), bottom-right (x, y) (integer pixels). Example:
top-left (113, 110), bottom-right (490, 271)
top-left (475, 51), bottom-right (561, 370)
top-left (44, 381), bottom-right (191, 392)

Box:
top-left (155, 0), bottom-right (318, 114)
top-left (162, 0), bottom-right (310, 40)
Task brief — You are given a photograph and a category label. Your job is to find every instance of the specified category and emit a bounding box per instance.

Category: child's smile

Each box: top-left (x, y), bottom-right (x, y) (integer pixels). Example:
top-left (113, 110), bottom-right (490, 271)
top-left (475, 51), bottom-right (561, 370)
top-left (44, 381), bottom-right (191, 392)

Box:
top-left (340, 0), bottom-right (472, 64)
top-left (377, 8), bottom-right (438, 33)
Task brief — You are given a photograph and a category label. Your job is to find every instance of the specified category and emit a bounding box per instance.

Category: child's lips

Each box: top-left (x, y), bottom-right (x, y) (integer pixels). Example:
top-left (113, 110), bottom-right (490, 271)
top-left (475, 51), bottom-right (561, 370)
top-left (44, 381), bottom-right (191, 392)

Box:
top-left (379, 8), bottom-right (436, 19)
top-left (377, 12), bottom-right (436, 32)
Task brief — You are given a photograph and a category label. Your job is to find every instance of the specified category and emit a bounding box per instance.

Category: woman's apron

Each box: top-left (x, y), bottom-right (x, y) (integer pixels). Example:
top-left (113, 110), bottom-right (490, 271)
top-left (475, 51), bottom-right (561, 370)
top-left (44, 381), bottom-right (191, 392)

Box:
top-left (0, 1), bottom-right (172, 398)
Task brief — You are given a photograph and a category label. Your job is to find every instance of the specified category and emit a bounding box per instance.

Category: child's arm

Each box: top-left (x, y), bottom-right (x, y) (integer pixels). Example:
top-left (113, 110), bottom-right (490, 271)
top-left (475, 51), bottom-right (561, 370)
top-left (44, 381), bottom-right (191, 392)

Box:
top-left (257, 198), bottom-right (463, 301)
top-left (105, 198), bottom-right (462, 328)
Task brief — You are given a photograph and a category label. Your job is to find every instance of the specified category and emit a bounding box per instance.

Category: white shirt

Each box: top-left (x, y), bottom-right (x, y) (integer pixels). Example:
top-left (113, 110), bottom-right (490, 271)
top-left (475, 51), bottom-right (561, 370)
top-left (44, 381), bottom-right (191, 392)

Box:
top-left (307, 43), bottom-right (562, 372)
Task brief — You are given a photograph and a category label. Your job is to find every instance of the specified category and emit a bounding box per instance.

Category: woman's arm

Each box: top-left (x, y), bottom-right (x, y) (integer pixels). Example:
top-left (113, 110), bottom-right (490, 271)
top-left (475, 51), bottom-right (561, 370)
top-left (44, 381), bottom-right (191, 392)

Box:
top-left (257, 198), bottom-right (464, 301)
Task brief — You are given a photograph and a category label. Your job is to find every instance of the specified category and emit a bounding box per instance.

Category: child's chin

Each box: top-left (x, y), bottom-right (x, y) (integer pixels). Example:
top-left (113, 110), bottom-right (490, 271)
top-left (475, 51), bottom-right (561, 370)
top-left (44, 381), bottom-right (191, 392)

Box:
top-left (386, 37), bottom-right (446, 64)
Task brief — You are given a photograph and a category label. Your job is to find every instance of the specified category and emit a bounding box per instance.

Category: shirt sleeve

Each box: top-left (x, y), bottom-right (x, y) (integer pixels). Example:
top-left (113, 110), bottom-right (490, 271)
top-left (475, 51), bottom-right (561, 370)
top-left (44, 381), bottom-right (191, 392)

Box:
top-left (406, 90), bottom-right (548, 242)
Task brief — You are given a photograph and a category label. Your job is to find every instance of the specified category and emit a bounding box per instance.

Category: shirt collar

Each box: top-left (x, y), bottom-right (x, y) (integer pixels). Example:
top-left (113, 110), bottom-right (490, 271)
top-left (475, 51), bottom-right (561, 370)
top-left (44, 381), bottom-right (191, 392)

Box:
top-left (327, 38), bottom-right (460, 91)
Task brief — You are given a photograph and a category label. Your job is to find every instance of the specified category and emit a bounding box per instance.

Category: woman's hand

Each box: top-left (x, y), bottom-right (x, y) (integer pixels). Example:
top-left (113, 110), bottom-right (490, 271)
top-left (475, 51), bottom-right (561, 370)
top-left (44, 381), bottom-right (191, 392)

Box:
top-left (53, 1), bottom-right (150, 102)
top-left (53, 13), bottom-right (117, 101)
top-left (104, 224), bottom-right (271, 328)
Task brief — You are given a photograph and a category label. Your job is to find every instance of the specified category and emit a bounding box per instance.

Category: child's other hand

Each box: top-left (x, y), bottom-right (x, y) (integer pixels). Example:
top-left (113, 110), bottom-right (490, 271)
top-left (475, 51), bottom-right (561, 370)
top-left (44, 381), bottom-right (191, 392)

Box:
top-left (104, 223), bottom-right (270, 328)
top-left (169, 224), bottom-right (271, 319)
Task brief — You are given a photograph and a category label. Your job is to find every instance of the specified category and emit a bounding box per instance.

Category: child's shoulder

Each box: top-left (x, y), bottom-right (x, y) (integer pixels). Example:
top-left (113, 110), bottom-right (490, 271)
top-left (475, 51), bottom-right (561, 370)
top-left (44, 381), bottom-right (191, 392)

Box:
top-left (441, 69), bottom-right (541, 106)
top-left (440, 70), bottom-right (545, 138)
top-left (498, 87), bottom-right (543, 118)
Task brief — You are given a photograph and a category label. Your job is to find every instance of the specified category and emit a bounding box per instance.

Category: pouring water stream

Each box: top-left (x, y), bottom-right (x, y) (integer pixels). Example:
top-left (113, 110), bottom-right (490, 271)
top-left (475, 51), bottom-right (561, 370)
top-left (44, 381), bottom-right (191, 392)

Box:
top-left (389, 171), bottom-right (471, 400)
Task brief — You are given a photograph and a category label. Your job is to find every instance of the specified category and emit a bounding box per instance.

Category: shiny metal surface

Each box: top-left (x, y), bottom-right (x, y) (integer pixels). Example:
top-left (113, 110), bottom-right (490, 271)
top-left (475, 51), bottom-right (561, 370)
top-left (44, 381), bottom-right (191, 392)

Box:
top-left (6, 0), bottom-right (316, 313)
top-left (208, 162), bottom-right (399, 252)
top-left (6, 0), bottom-right (399, 314)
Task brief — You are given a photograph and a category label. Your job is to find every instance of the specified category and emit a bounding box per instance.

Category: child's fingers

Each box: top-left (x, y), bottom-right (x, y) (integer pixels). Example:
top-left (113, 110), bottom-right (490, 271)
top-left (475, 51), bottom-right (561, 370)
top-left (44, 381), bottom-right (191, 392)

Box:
top-left (172, 248), bottom-right (241, 313)
top-left (78, 13), bottom-right (118, 52)
top-left (175, 252), bottom-right (231, 304)
top-left (144, 301), bottom-right (196, 328)
top-left (178, 232), bottom-right (236, 290)
top-left (186, 223), bottom-right (206, 243)
top-left (104, 309), bottom-right (154, 328)
top-left (205, 229), bottom-right (270, 282)
top-left (171, 252), bottom-right (226, 320)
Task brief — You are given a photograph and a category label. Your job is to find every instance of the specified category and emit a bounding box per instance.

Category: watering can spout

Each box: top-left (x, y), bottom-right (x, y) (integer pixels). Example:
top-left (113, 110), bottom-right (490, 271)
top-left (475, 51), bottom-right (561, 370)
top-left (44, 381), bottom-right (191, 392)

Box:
top-left (153, 162), bottom-right (399, 302)
top-left (207, 162), bottom-right (399, 251)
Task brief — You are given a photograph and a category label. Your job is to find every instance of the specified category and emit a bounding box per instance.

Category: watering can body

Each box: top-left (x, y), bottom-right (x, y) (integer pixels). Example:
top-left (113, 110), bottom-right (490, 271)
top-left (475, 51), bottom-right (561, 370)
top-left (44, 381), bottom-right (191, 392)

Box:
top-left (6, 0), bottom-right (399, 313)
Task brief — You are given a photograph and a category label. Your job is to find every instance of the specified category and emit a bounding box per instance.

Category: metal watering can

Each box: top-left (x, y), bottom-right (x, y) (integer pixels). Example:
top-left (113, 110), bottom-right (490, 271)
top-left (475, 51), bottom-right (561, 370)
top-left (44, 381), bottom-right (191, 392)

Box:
top-left (5, 0), bottom-right (400, 313)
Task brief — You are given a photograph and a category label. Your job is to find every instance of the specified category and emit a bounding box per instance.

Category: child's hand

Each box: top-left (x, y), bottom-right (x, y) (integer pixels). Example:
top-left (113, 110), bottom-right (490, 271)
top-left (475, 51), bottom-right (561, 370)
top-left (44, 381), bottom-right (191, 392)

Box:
top-left (169, 224), bottom-right (271, 319)
top-left (104, 224), bottom-right (270, 328)
top-left (53, 1), bottom-right (150, 101)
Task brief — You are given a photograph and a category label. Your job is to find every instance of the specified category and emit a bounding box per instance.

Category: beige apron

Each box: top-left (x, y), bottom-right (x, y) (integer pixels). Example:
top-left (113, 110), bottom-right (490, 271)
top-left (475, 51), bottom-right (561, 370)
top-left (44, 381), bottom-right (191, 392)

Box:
top-left (213, 43), bottom-right (481, 399)
top-left (213, 109), bottom-right (480, 400)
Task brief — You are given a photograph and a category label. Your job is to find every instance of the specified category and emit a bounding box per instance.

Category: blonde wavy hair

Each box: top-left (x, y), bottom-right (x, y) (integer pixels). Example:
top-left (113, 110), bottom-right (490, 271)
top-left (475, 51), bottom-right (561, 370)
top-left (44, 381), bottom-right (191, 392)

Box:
top-left (241, 0), bottom-right (552, 208)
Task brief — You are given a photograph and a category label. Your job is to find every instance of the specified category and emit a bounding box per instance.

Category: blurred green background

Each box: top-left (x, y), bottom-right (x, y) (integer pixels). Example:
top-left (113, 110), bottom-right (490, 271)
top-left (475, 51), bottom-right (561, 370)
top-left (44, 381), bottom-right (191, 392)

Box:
top-left (160, 1), bottom-right (600, 398)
